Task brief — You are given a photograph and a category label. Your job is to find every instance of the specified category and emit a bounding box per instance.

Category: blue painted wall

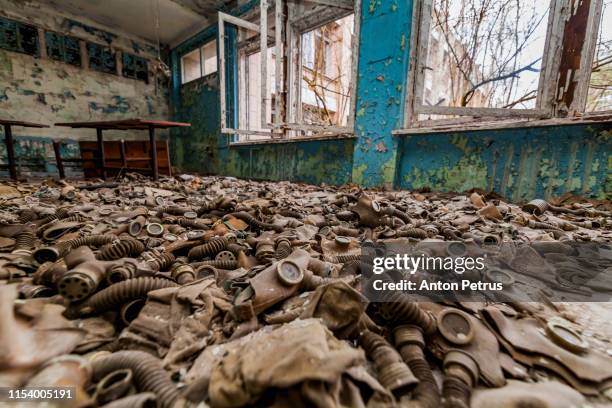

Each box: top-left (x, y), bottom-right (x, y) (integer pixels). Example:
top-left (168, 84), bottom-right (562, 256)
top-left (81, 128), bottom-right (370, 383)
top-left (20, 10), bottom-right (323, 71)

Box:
top-left (351, 0), bottom-right (411, 189)
top-left (169, 0), bottom-right (354, 185)
top-left (170, 0), bottom-right (611, 200)
top-left (397, 124), bottom-right (611, 201)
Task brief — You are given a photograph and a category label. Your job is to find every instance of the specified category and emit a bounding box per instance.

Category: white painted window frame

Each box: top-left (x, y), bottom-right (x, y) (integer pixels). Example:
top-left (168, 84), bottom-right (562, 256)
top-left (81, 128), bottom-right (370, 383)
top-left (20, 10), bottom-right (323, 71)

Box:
top-left (283, 0), bottom-right (361, 135)
top-left (403, 0), bottom-right (567, 128)
top-left (218, 11), bottom-right (278, 137)
top-left (219, 0), bottom-right (361, 140)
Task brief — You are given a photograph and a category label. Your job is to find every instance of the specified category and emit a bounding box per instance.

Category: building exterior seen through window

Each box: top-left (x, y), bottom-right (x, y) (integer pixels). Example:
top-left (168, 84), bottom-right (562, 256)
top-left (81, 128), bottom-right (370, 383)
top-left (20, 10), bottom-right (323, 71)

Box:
top-left (300, 15), bottom-right (354, 127)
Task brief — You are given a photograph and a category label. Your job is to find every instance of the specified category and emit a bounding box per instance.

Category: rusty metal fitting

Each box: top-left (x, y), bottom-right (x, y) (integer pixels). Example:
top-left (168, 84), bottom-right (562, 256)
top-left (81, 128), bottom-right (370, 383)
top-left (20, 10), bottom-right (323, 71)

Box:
top-left (545, 321), bottom-right (589, 354)
top-left (331, 225), bottom-right (360, 237)
top-left (367, 281), bottom-right (437, 336)
top-left (95, 368), bottom-right (133, 404)
top-left (307, 257), bottom-right (334, 277)
top-left (523, 199), bottom-right (550, 215)
top-left (128, 216), bottom-right (147, 237)
top-left (255, 239), bottom-right (275, 263)
top-left (59, 246), bottom-right (111, 301)
top-left (195, 264), bottom-right (217, 279)
top-left (359, 330), bottom-right (417, 398)
top-left (107, 260), bottom-right (146, 284)
top-left (393, 324), bottom-right (441, 408)
top-left (484, 267), bottom-right (515, 287)
top-left (437, 309), bottom-right (475, 346)
top-left (215, 250), bottom-right (236, 262)
top-left (18, 283), bottom-right (55, 298)
top-left (12, 226), bottom-right (36, 255)
top-left (334, 235), bottom-right (351, 248)
top-left (442, 351), bottom-right (479, 408)
top-left (274, 238), bottom-right (292, 260)
top-left (393, 324), bottom-right (426, 350)
top-left (301, 269), bottom-right (335, 290)
top-left (188, 236), bottom-right (229, 260)
top-left (120, 299), bottom-right (146, 326)
top-left (33, 260), bottom-right (67, 287)
top-left (144, 251), bottom-right (176, 272)
top-left (171, 263), bottom-right (196, 284)
top-left (276, 260), bottom-right (304, 286)
top-left (97, 238), bottom-right (145, 261)
top-left (146, 223), bottom-right (164, 237)
top-left (183, 211), bottom-right (198, 219)
top-left (445, 241), bottom-right (468, 257)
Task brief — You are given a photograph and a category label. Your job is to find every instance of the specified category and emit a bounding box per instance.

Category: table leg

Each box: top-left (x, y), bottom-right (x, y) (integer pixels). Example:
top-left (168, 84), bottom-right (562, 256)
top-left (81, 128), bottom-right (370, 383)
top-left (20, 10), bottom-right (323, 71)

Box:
top-left (149, 125), bottom-right (158, 181)
top-left (96, 128), bottom-right (106, 180)
top-left (120, 139), bottom-right (127, 168)
top-left (4, 125), bottom-right (17, 180)
top-left (53, 141), bottom-right (65, 180)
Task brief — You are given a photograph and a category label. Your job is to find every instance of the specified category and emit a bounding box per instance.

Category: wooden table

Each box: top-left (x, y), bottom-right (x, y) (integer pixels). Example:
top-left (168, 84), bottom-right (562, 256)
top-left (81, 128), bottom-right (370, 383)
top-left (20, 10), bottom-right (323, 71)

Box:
top-left (55, 119), bottom-right (190, 180)
top-left (1, 119), bottom-right (50, 180)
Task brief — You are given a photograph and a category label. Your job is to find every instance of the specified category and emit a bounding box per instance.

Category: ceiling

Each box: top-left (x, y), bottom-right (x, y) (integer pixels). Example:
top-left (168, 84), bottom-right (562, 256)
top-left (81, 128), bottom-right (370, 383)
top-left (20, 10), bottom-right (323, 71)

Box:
top-left (40, 0), bottom-right (236, 46)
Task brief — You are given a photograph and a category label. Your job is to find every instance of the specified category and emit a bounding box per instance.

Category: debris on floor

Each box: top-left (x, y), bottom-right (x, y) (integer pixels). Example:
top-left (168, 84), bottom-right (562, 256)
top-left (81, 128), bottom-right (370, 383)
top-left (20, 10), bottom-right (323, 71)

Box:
top-left (0, 174), bottom-right (611, 407)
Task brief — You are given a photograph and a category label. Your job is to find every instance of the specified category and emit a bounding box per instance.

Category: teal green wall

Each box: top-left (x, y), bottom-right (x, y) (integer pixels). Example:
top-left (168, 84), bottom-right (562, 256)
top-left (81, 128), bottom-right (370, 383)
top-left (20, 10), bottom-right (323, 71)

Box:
top-left (397, 124), bottom-right (611, 201)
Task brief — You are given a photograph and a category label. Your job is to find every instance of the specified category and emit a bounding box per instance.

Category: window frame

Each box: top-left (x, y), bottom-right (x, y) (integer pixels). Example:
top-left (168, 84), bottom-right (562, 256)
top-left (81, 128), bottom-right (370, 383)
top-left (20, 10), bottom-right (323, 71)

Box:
top-left (180, 39), bottom-right (219, 85)
top-left (44, 31), bottom-right (82, 67)
top-left (571, 0), bottom-right (609, 114)
top-left (403, 0), bottom-right (566, 128)
top-left (86, 42), bottom-right (118, 76)
top-left (237, 44), bottom-right (277, 133)
top-left (219, 0), bottom-right (361, 141)
top-left (287, 8), bottom-right (359, 134)
top-left (122, 51), bottom-right (149, 82)
top-left (181, 47), bottom-right (203, 84)
top-left (0, 16), bottom-right (40, 57)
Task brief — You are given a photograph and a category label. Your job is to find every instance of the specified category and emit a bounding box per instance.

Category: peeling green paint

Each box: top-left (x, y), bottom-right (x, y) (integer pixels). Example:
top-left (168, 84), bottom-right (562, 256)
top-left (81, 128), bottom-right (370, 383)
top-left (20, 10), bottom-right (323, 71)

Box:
top-left (399, 124), bottom-right (612, 201)
top-left (0, 3), bottom-right (169, 153)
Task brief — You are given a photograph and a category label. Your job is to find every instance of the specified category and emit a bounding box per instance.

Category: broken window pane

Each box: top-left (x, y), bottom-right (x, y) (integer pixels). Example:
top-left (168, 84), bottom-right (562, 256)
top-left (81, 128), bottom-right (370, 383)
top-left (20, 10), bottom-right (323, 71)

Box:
top-left (87, 42), bottom-right (117, 75)
top-left (300, 14), bottom-right (354, 127)
top-left (45, 32), bottom-right (81, 67)
top-left (422, 0), bottom-right (550, 110)
top-left (586, 0), bottom-right (612, 112)
top-left (181, 48), bottom-right (201, 84)
top-left (0, 17), bottom-right (39, 56)
top-left (122, 52), bottom-right (148, 82)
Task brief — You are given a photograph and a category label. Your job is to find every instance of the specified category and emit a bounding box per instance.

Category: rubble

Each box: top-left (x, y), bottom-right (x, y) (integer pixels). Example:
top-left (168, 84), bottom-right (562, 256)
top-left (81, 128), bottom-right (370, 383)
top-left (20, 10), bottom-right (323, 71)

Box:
top-left (0, 174), bottom-right (611, 407)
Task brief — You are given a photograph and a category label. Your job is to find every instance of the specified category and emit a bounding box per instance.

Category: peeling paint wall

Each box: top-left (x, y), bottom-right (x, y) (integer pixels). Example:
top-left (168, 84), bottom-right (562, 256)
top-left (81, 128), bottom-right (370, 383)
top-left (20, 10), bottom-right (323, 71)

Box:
top-left (172, 73), bottom-right (221, 175)
top-left (0, 0), bottom-right (169, 177)
top-left (169, 0), bottom-right (610, 200)
top-left (169, 0), bottom-right (354, 185)
top-left (397, 124), bottom-right (612, 201)
top-left (221, 139), bottom-right (354, 185)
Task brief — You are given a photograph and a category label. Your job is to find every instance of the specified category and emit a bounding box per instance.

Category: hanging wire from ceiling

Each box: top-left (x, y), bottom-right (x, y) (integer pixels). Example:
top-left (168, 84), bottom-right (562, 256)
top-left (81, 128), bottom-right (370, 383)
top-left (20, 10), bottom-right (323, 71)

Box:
top-left (151, 0), bottom-right (171, 80)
